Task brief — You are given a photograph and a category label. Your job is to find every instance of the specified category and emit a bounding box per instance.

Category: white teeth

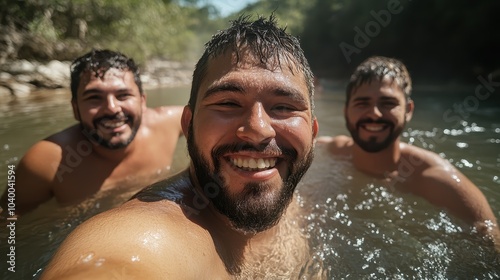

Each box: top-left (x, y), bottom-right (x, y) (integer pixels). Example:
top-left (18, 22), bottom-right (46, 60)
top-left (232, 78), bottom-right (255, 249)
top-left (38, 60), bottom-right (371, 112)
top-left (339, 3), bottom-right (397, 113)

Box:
top-left (231, 157), bottom-right (277, 171)
top-left (257, 158), bottom-right (266, 169)
top-left (364, 125), bottom-right (383, 132)
top-left (101, 120), bottom-right (126, 128)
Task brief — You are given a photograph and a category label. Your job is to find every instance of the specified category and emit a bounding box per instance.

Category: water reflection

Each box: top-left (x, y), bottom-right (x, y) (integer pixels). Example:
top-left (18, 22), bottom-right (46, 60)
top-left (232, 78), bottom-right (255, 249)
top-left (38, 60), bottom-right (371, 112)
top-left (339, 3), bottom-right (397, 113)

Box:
top-left (298, 146), bottom-right (500, 279)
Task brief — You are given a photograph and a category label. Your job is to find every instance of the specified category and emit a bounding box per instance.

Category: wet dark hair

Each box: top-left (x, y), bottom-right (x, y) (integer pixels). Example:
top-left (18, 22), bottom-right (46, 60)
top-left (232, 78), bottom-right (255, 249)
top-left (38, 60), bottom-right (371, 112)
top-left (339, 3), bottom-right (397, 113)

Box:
top-left (188, 14), bottom-right (314, 110)
top-left (70, 49), bottom-right (143, 101)
top-left (346, 56), bottom-right (412, 105)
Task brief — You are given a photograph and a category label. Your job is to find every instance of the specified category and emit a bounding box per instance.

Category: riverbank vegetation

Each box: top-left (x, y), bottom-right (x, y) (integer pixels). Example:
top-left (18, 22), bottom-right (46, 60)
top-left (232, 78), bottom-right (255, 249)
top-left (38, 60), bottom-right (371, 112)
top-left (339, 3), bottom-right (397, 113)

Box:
top-left (1, 0), bottom-right (498, 87)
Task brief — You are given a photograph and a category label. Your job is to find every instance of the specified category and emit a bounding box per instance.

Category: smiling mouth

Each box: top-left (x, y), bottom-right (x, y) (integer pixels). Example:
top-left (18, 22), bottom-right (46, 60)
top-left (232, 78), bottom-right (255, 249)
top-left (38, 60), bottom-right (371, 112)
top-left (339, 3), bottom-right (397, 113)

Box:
top-left (229, 157), bottom-right (277, 171)
top-left (99, 118), bottom-right (128, 129)
top-left (361, 123), bottom-right (387, 132)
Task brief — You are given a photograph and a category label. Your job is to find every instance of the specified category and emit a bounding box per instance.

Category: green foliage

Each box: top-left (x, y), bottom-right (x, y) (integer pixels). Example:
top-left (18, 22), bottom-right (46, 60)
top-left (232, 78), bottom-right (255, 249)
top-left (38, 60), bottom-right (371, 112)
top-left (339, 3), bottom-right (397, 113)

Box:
top-left (27, 11), bottom-right (60, 41)
top-left (1, 0), bottom-right (498, 82)
top-left (1, 0), bottom-right (222, 63)
top-left (237, 0), bottom-right (315, 35)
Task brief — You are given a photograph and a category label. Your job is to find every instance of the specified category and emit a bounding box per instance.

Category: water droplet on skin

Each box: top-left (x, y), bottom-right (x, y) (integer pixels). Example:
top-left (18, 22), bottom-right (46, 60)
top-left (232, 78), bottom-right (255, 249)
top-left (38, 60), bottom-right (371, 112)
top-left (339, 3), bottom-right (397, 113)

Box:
top-left (95, 258), bottom-right (105, 267)
top-left (131, 255), bottom-right (140, 262)
top-left (78, 252), bottom-right (95, 263)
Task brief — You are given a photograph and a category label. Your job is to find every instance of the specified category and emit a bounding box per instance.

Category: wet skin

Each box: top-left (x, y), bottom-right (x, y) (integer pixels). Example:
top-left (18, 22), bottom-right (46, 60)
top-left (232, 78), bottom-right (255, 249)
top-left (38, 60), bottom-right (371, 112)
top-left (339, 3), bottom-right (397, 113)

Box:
top-left (345, 78), bottom-right (412, 153)
top-left (40, 50), bottom-right (318, 279)
top-left (72, 68), bottom-right (145, 149)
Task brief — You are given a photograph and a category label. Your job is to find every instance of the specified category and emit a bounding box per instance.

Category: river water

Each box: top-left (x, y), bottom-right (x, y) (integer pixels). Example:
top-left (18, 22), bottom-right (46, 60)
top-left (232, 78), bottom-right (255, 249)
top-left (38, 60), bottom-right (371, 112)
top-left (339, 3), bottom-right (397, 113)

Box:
top-left (0, 82), bottom-right (499, 279)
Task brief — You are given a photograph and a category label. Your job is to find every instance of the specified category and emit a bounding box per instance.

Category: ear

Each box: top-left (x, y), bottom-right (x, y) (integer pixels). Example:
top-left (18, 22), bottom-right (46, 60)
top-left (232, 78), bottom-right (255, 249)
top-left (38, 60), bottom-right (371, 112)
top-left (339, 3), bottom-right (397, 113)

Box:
top-left (71, 100), bottom-right (80, 121)
top-left (181, 105), bottom-right (192, 137)
top-left (405, 99), bottom-right (414, 122)
top-left (312, 117), bottom-right (319, 138)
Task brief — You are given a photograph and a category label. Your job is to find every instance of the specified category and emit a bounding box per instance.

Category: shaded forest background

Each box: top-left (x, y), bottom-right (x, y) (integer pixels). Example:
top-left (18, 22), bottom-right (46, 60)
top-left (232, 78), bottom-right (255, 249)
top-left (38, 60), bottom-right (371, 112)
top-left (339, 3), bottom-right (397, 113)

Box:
top-left (1, 0), bottom-right (498, 84)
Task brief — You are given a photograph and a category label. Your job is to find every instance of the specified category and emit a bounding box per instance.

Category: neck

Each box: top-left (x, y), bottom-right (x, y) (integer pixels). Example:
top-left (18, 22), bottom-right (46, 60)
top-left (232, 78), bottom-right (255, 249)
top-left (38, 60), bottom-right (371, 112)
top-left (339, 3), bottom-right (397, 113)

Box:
top-left (351, 139), bottom-right (402, 178)
top-left (188, 165), bottom-right (258, 239)
top-left (187, 165), bottom-right (284, 274)
top-left (84, 135), bottom-right (136, 162)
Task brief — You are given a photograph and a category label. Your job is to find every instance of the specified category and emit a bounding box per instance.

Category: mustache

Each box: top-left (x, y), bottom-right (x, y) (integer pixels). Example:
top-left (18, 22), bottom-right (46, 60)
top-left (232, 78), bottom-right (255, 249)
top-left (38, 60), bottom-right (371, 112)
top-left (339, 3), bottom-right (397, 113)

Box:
top-left (356, 118), bottom-right (393, 126)
top-left (94, 113), bottom-right (128, 124)
top-left (212, 141), bottom-right (297, 160)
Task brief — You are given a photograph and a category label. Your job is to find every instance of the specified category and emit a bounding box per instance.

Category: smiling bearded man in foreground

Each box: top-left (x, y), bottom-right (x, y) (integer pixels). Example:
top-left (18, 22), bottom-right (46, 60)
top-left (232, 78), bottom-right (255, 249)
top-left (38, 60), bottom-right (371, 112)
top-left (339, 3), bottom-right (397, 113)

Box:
top-left (41, 15), bottom-right (319, 279)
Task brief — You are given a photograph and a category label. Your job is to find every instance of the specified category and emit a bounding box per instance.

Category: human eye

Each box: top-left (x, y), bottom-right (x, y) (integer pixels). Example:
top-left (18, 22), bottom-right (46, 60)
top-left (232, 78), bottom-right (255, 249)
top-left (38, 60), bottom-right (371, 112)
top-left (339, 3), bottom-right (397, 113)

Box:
top-left (352, 100), bottom-right (369, 107)
top-left (113, 89), bottom-right (135, 100)
top-left (214, 99), bottom-right (241, 108)
top-left (273, 104), bottom-right (296, 113)
top-left (117, 93), bottom-right (133, 101)
top-left (381, 100), bottom-right (398, 108)
top-left (83, 94), bottom-right (101, 101)
top-left (220, 100), bottom-right (240, 107)
top-left (206, 98), bottom-right (242, 113)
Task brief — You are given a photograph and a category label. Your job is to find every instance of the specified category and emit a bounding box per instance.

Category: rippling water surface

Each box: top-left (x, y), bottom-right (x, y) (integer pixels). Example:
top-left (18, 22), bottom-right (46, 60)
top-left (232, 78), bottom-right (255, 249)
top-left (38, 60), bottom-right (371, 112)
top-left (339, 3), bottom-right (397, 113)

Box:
top-left (0, 84), bottom-right (499, 279)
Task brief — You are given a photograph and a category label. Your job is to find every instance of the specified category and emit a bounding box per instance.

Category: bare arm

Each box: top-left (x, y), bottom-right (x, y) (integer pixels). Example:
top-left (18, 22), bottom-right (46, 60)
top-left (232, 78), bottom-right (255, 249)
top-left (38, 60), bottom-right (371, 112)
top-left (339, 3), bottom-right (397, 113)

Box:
top-left (41, 200), bottom-right (218, 279)
top-left (407, 153), bottom-right (500, 245)
top-left (0, 141), bottom-right (58, 217)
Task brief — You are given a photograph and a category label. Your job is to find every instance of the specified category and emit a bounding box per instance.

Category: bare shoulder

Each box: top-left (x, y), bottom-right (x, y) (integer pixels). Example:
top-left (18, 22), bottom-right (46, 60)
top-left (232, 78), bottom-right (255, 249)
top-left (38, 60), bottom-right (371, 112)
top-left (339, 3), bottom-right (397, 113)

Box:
top-left (42, 199), bottom-right (219, 279)
top-left (400, 143), bottom-right (472, 186)
top-left (316, 135), bottom-right (353, 156)
top-left (14, 127), bottom-right (81, 179)
top-left (399, 144), bottom-right (470, 179)
top-left (0, 126), bottom-right (84, 215)
top-left (400, 144), bottom-right (498, 230)
top-left (20, 140), bottom-right (63, 169)
top-left (146, 105), bottom-right (183, 122)
top-left (144, 106), bottom-right (183, 135)
top-left (400, 143), bottom-right (445, 167)
top-left (25, 125), bottom-right (89, 178)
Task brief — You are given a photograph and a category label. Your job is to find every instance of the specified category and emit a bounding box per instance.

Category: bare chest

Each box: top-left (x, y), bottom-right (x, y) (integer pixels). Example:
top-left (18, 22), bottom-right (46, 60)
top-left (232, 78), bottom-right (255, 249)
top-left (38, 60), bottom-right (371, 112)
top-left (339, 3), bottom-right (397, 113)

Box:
top-left (50, 151), bottom-right (174, 205)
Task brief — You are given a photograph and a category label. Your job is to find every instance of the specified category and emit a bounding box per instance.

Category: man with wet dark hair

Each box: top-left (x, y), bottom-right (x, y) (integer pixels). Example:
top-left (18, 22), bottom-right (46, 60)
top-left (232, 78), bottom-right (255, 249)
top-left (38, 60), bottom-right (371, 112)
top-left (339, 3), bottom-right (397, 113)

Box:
top-left (0, 49), bottom-right (184, 216)
top-left (41, 15), bottom-right (319, 279)
top-left (318, 56), bottom-right (499, 245)
top-left (70, 49), bottom-right (143, 101)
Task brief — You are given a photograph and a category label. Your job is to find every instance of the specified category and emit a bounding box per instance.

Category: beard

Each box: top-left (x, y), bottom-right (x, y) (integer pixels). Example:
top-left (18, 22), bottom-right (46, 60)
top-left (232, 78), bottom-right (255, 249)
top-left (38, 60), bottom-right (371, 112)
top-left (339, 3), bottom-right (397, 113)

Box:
top-left (346, 117), bottom-right (405, 153)
top-left (187, 121), bottom-right (314, 235)
top-left (80, 113), bottom-right (141, 149)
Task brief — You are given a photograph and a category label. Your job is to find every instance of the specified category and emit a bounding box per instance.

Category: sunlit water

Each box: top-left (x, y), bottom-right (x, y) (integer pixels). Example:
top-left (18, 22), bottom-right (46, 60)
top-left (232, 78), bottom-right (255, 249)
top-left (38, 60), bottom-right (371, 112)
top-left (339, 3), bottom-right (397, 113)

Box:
top-left (0, 82), bottom-right (499, 279)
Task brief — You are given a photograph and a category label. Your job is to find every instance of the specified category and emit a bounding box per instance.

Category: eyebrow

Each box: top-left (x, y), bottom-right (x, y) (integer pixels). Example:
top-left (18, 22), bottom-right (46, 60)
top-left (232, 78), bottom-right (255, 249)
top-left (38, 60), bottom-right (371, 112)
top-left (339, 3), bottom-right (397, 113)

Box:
top-left (274, 87), bottom-right (308, 104)
top-left (379, 96), bottom-right (399, 102)
top-left (351, 96), bottom-right (399, 102)
top-left (202, 81), bottom-right (308, 104)
top-left (81, 88), bottom-right (130, 97)
top-left (351, 96), bottom-right (371, 102)
top-left (203, 82), bottom-right (245, 99)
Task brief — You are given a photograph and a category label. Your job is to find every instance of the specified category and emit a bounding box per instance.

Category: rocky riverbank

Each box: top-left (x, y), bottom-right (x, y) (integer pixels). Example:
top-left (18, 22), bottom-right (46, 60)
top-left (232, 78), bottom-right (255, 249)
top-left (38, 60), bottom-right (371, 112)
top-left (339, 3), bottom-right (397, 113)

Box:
top-left (0, 58), bottom-right (193, 98)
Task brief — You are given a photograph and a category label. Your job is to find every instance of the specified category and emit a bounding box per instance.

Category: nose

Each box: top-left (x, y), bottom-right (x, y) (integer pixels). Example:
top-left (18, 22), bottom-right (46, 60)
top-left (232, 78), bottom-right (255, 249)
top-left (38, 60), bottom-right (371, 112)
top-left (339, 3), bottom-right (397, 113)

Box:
top-left (366, 104), bottom-right (383, 119)
top-left (103, 95), bottom-right (121, 114)
top-left (236, 103), bottom-right (276, 144)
